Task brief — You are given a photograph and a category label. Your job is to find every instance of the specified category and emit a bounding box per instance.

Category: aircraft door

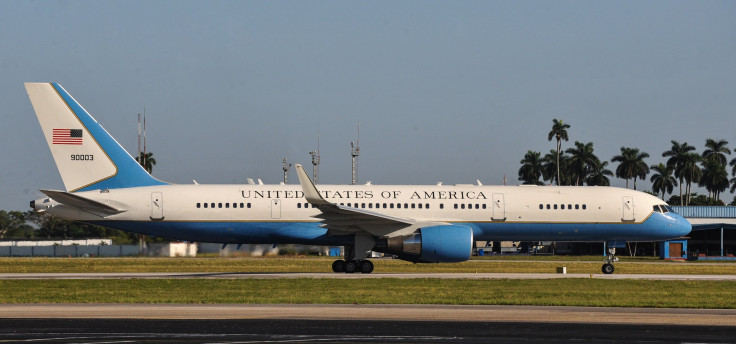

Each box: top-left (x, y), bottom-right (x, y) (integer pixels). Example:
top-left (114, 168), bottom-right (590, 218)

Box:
top-left (151, 192), bottom-right (164, 221)
top-left (492, 193), bottom-right (506, 221)
top-left (271, 199), bottom-right (281, 219)
top-left (622, 196), bottom-right (634, 221)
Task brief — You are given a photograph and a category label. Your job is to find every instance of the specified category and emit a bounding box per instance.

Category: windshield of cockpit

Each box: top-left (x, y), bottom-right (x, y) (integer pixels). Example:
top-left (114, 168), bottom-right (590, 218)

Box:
top-left (652, 205), bottom-right (676, 214)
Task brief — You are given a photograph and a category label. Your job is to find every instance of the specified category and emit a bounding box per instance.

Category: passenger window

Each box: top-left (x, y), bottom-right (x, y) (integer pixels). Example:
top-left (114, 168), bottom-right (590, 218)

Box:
top-left (582, 204), bottom-right (586, 210)
top-left (575, 204), bottom-right (579, 210)
top-left (390, 203), bottom-right (394, 209)
top-left (568, 204), bottom-right (572, 209)
top-left (404, 203), bottom-right (408, 208)
top-left (539, 204), bottom-right (543, 209)
top-left (225, 203), bottom-right (230, 208)
top-left (461, 204), bottom-right (465, 209)
top-left (440, 204), bottom-right (444, 209)
top-left (240, 203), bottom-right (244, 208)
top-left (368, 203), bottom-right (373, 209)
top-left (297, 203), bottom-right (301, 208)
top-left (546, 204), bottom-right (550, 209)
top-left (418, 204), bottom-right (422, 209)
top-left (475, 204), bottom-right (479, 209)
top-left (247, 203), bottom-right (252, 208)
top-left (211, 203), bottom-right (215, 208)
top-left (197, 203), bottom-right (201, 208)
top-left (426, 203), bottom-right (430, 209)
top-left (203, 203), bottom-right (208, 208)
top-left (554, 204), bottom-right (558, 210)
top-left (454, 204), bottom-right (458, 209)
top-left (482, 204), bottom-right (486, 209)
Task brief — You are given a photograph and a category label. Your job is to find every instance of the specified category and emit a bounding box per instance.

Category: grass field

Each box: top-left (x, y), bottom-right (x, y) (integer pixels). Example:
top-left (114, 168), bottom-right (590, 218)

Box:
top-left (1, 257), bottom-right (734, 308)
top-left (0, 278), bottom-right (734, 308)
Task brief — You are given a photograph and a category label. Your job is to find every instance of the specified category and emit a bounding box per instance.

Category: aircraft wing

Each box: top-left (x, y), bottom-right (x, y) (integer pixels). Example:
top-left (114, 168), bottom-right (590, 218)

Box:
top-left (295, 164), bottom-right (439, 237)
top-left (40, 189), bottom-right (125, 215)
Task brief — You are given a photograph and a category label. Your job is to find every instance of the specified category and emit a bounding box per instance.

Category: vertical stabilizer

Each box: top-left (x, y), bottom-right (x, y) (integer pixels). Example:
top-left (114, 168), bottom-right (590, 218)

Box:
top-left (25, 82), bottom-right (168, 192)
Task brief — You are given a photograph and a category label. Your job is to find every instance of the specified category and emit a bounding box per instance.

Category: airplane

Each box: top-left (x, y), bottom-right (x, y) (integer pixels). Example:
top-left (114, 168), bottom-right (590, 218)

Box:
top-left (25, 82), bottom-right (692, 274)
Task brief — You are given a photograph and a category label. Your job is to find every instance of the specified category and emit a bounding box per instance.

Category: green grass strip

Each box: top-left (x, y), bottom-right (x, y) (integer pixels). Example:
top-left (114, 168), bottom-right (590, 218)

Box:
top-left (1, 279), bottom-right (735, 308)
top-left (1, 257), bottom-right (734, 274)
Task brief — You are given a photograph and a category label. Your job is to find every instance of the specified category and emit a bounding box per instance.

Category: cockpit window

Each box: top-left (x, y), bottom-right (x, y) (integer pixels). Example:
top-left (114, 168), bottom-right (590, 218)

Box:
top-left (653, 205), bottom-right (673, 213)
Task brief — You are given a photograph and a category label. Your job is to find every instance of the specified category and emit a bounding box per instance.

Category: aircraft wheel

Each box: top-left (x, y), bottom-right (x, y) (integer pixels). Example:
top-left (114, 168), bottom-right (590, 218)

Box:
top-left (359, 260), bottom-right (374, 274)
top-left (345, 260), bottom-right (358, 273)
top-left (602, 263), bottom-right (615, 274)
top-left (332, 259), bottom-right (346, 273)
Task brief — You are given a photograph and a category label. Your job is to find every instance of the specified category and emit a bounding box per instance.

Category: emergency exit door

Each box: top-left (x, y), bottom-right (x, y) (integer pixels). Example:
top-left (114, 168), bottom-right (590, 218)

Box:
top-left (271, 199), bottom-right (281, 219)
top-left (151, 192), bottom-right (164, 221)
top-left (622, 196), bottom-right (634, 221)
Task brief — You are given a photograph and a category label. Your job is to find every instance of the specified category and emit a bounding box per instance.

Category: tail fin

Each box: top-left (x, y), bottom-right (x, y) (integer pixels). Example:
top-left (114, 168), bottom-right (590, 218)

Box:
top-left (25, 82), bottom-right (168, 192)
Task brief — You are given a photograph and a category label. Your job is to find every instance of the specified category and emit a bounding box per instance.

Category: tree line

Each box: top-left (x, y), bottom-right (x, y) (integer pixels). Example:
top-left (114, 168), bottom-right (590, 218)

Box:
top-left (518, 119), bottom-right (736, 206)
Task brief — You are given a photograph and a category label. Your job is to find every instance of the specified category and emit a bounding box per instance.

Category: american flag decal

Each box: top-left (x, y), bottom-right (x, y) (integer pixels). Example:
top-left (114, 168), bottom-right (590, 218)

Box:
top-left (52, 129), bottom-right (83, 145)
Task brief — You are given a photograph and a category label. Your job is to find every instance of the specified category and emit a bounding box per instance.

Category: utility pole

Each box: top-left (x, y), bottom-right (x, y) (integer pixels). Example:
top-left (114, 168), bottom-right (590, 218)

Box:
top-left (282, 158), bottom-right (292, 184)
top-left (351, 124), bottom-right (360, 185)
top-left (309, 135), bottom-right (320, 184)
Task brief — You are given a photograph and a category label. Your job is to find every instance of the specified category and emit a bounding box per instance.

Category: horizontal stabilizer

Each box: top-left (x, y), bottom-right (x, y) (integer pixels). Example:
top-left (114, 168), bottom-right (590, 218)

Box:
top-left (41, 189), bottom-right (124, 215)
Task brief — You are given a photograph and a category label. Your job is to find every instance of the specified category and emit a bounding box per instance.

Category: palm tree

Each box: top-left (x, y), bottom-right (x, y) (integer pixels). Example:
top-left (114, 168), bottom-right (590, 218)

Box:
top-left (611, 147), bottom-right (650, 190)
top-left (547, 118), bottom-right (570, 186)
top-left (586, 160), bottom-right (613, 186)
top-left (680, 153), bottom-right (702, 205)
top-left (565, 141), bottom-right (597, 186)
top-left (699, 159), bottom-right (729, 201)
top-left (650, 163), bottom-right (677, 200)
top-left (662, 141), bottom-right (696, 205)
top-left (702, 139), bottom-right (730, 166)
top-left (518, 151), bottom-right (545, 185)
top-left (136, 151), bottom-right (156, 174)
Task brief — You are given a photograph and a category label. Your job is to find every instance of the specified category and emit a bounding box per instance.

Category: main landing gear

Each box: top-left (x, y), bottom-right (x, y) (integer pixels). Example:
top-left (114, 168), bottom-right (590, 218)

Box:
top-left (332, 243), bottom-right (375, 273)
top-left (602, 245), bottom-right (618, 274)
top-left (332, 259), bottom-right (374, 273)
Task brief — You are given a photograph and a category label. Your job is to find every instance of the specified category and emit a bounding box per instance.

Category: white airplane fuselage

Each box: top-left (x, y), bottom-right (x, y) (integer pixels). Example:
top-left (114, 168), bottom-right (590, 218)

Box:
top-left (35, 183), bottom-right (691, 245)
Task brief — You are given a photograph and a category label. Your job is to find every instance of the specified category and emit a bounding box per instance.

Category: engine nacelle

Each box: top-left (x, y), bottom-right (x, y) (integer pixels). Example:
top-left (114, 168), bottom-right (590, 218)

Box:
top-left (375, 225), bottom-right (473, 263)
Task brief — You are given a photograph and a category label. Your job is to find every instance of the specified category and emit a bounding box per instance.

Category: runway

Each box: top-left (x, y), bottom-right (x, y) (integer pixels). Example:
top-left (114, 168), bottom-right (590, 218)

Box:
top-left (1, 305), bottom-right (735, 343)
top-left (2, 271), bottom-right (736, 280)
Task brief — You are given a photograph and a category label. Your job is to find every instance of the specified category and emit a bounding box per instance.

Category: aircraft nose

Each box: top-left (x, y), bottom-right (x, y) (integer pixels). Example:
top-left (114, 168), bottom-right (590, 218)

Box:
top-left (672, 213), bottom-right (692, 237)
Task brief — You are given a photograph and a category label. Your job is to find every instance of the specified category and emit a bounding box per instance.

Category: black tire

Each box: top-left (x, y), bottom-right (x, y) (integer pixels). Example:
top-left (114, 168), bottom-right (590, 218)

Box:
top-left (332, 260), bottom-right (346, 273)
top-left (359, 260), bottom-right (374, 274)
top-left (602, 263), bottom-right (615, 274)
top-left (345, 260), bottom-right (358, 273)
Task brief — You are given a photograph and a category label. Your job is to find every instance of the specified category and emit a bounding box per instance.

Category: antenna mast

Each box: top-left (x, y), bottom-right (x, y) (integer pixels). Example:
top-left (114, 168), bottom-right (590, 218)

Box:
top-left (309, 135), bottom-right (320, 184)
top-left (351, 123), bottom-right (360, 185)
top-left (282, 158), bottom-right (292, 184)
top-left (142, 107), bottom-right (147, 169)
top-left (137, 113), bottom-right (141, 161)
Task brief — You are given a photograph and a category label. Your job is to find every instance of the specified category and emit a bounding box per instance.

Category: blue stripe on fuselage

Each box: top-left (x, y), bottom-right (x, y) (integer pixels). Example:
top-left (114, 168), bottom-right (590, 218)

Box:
top-left (469, 212), bottom-right (691, 242)
top-left (90, 221), bottom-right (352, 246)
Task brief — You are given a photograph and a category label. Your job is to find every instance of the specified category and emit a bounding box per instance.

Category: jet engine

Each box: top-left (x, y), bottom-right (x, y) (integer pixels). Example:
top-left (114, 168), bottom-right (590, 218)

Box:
top-left (374, 225), bottom-right (473, 263)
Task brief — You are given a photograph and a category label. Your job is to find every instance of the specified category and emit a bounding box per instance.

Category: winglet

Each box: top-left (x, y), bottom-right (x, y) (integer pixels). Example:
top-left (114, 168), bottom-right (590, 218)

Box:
top-left (295, 164), bottom-right (331, 206)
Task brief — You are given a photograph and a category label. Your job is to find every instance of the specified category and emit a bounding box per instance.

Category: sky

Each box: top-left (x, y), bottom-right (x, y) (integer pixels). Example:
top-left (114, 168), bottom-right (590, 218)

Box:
top-left (1, 1), bottom-right (735, 210)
